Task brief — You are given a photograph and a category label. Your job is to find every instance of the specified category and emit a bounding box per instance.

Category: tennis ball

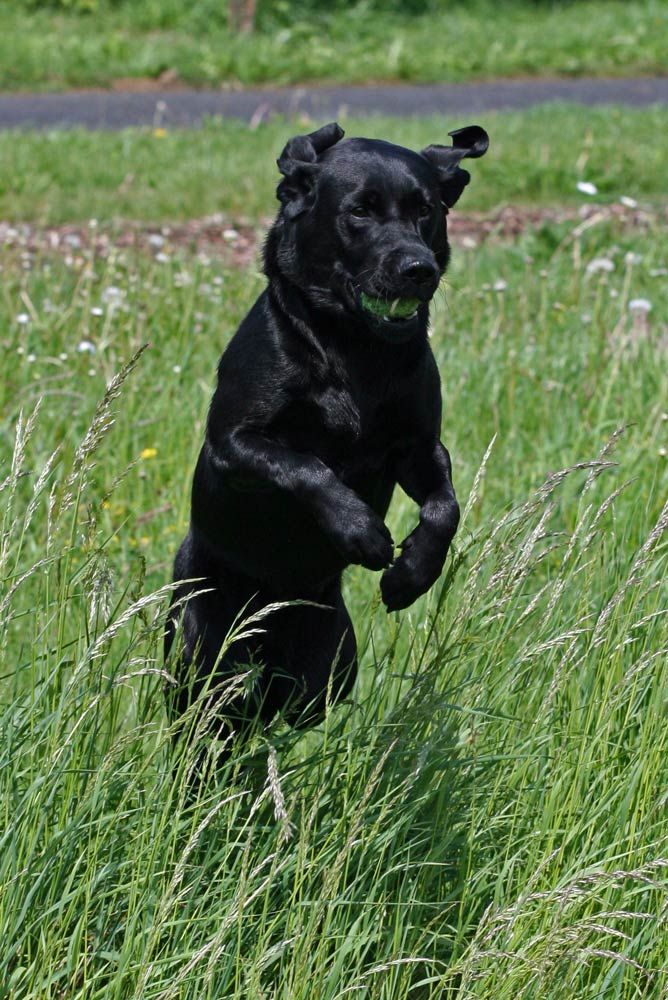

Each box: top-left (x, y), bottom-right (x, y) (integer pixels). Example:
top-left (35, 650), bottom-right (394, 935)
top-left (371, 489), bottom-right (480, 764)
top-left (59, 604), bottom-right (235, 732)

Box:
top-left (360, 294), bottom-right (421, 319)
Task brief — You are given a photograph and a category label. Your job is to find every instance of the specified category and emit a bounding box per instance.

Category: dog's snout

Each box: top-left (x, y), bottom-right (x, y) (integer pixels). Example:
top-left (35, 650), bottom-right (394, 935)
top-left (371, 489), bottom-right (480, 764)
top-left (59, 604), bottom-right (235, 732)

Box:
top-left (398, 256), bottom-right (439, 289)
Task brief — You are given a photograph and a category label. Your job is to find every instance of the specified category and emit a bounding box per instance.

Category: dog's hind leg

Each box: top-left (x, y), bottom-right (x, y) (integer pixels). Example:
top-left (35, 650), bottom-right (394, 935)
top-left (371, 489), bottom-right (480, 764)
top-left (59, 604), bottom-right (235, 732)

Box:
top-left (258, 582), bottom-right (358, 730)
top-left (165, 536), bottom-right (272, 786)
top-left (168, 589), bottom-right (284, 795)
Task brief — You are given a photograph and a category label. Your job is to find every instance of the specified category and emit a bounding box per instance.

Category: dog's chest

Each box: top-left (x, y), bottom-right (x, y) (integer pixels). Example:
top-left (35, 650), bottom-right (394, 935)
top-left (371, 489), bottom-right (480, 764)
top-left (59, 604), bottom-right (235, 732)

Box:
top-left (276, 365), bottom-right (409, 476)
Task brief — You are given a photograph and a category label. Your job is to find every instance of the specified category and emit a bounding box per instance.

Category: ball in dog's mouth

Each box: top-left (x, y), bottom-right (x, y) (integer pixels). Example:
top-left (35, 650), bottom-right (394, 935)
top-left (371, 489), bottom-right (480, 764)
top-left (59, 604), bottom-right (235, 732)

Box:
top-left (360, 292), bottom-right (422, 324)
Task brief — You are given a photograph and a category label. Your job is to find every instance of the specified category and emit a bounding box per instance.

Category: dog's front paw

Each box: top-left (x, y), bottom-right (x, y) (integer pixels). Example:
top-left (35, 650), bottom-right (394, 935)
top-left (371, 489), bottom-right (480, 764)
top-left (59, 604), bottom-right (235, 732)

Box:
top-left (318, 493), bottom-right (394, 570)
top-left (380, 560), bottom-right (424, 612)
top-left (380, 538), bottom-right (444, 612)
top-left (341, 508), bottom-right (395, 571)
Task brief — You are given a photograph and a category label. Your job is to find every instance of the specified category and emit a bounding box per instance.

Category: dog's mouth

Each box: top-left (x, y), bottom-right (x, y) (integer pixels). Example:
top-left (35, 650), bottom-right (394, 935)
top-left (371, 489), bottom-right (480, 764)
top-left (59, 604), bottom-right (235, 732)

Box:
top-left (359, 292), bottom-right (422, 324)
top-left (356, 291), bottom-right (428, 342)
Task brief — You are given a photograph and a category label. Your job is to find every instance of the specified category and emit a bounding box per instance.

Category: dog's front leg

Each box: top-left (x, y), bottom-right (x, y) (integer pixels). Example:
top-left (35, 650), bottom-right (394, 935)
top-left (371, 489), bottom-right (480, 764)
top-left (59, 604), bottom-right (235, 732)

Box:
top-left (205, 430), bottom-right (394, 570)
top-left (381, 440), bottom-right (459, 611)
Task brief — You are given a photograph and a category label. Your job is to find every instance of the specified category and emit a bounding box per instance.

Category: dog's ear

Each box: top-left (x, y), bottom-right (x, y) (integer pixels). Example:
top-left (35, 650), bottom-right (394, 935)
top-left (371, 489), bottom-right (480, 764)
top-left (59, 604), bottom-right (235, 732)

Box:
top-left (276, 122), bottom-right (345, 220)
top-left (421, 125), bottom-right (489, 208)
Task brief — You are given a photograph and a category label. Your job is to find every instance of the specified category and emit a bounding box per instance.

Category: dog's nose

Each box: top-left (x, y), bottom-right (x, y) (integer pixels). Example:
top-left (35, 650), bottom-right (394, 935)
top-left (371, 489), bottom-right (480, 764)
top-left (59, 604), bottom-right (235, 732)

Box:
top-left (398, 257), bottom-right (439, 288)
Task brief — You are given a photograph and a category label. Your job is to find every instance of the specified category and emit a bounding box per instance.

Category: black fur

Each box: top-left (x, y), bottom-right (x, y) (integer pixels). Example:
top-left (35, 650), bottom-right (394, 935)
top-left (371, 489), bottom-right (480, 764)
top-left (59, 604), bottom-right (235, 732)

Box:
top-left (165, 122), bottom-right (489, 753)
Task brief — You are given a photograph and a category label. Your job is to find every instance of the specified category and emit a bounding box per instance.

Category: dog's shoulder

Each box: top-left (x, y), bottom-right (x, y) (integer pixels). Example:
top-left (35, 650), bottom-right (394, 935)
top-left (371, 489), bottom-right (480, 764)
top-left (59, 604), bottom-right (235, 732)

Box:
top-left (209, 291), bottom-right (359, 439)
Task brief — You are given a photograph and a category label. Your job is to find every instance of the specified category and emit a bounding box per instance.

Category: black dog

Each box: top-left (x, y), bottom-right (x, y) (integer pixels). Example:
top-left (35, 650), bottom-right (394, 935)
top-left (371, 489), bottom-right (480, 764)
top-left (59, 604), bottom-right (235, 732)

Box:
top-left (165, 121), bottom-right (488, 751)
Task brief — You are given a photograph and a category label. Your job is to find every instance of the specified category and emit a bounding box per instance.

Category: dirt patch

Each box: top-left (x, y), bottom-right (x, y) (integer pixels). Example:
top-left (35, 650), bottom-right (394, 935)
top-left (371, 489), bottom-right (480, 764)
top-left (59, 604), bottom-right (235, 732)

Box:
top-left (110, 69), bottom-right (186, 92)
top-left (0, 214), bottom-right (260, 268)
top-left (449, 201), bottom-right (660, 242)
top-left (0, 203), bottom-right (658, 268)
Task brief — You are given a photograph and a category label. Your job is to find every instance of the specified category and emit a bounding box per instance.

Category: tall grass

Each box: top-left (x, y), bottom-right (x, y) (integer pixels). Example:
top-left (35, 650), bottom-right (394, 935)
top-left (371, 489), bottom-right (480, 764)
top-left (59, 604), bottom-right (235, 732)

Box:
top-left (1, 210), bottom-right (667, 998)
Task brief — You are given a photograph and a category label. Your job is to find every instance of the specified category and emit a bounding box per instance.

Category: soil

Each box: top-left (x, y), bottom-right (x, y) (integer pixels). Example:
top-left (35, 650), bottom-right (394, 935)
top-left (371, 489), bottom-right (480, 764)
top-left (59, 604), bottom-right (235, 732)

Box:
top-left (0, 203), bottom-right (658, 269)
top-left (110, 69), bottom-right (186, 92)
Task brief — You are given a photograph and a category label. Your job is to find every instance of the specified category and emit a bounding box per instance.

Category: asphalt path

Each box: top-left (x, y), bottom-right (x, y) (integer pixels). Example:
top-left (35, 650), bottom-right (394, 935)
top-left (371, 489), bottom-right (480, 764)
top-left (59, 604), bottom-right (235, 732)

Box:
top-left (1, 77), bottom-right (667, 130)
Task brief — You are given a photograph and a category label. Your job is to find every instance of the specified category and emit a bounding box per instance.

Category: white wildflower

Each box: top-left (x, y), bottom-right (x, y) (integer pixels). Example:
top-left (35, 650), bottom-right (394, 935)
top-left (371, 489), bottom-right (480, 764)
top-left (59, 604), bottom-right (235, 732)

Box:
top-left (577, 181), bottom-right (598, 196)
top-left (629, 298), bottom-right (652, 313)
top-left (102, 285), bottom-right (124, 306)
top-left (77, 340), bottom-right (97, 354)
top-left (585, 257), bottom-right (614, 275)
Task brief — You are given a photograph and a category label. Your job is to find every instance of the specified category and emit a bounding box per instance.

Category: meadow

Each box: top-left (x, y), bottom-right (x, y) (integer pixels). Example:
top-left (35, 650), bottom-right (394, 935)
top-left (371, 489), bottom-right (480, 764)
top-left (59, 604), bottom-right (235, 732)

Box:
top-left (1, 0), bottom-right (667, 91)
top-left (1, 108), bottom-right (667, 998)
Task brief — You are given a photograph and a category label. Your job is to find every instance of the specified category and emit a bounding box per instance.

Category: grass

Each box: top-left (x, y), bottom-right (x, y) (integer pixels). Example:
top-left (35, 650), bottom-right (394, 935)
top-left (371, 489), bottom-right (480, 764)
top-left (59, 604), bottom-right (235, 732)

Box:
top-left (1, 0), bottom-right (667, 91)
top-left (1, 109), bottom-right (668, 997)
top-left (3, 105), bottom-right (668, 225)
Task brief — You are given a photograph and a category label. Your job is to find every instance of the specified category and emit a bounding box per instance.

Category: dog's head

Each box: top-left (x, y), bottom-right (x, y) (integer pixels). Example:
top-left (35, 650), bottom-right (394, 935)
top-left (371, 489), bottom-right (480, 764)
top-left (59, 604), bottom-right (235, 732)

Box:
top-left (268, 121), bottom-right (488, 342)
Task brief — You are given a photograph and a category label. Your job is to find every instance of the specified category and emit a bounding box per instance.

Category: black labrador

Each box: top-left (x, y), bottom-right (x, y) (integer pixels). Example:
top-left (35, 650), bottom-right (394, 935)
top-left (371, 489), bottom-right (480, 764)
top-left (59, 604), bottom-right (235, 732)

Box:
top-left (165, 121), bottom-right (489, 752)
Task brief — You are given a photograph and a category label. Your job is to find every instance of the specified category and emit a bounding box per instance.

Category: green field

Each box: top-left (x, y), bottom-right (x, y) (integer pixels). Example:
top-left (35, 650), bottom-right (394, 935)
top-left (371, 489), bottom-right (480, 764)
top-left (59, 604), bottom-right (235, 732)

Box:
top-left (1, 108), bottom-right (667, 998)
top-left (1, 0), bottom-right (667, 91)
top-left (3, 105), bottom-right (668, 224)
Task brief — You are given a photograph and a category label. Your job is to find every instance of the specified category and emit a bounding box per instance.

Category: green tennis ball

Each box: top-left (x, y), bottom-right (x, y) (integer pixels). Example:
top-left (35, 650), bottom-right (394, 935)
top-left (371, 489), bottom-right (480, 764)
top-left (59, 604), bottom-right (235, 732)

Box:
top-left (360, 293), bottom-right (421, 319)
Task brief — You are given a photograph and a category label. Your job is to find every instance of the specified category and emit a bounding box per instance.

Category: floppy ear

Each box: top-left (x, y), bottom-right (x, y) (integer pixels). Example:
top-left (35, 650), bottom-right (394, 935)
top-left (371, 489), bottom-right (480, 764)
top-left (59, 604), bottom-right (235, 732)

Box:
top-left (276, 122), bottom-right (345, 220)
top-left (421, 125), bottom-right (489, 208)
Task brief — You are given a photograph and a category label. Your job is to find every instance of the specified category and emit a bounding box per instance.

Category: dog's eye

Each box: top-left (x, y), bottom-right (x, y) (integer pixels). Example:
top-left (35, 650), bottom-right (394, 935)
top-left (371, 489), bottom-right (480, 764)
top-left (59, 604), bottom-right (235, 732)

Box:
top-left (418, 203), bottom-right (433, 218)
top-left (350, 205), bottom-right (370, 219)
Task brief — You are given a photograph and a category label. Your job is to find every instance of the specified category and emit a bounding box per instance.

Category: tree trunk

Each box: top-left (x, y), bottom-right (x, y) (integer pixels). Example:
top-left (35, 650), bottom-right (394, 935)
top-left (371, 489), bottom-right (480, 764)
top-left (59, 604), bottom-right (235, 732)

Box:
top-left (229, 0), bottom-right (257, 34)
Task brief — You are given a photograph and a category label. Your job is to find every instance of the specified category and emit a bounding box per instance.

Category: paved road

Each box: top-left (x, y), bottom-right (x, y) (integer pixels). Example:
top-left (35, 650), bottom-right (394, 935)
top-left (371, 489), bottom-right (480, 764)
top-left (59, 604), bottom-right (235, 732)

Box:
top-left (1, 77), bottom-right (667, 130)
